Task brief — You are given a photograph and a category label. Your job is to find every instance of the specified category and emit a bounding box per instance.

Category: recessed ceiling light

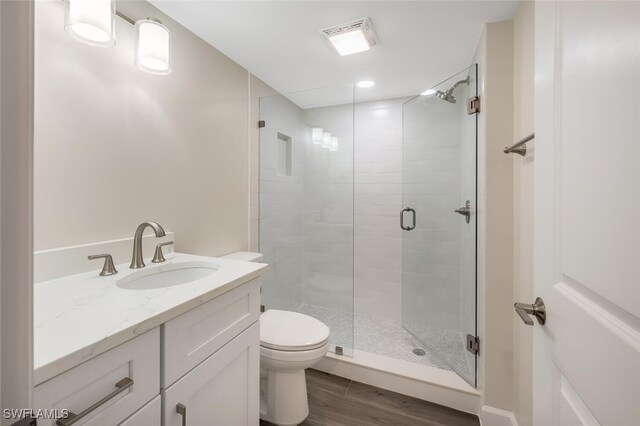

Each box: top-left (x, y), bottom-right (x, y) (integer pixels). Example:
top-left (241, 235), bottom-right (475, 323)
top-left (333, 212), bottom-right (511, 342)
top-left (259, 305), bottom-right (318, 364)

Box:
top-left (321, 18), bottom-right (377, 56)
top-left (421, 89), bottom-right (437, 96)
top-left (357, 80), bottom-right (375, 88)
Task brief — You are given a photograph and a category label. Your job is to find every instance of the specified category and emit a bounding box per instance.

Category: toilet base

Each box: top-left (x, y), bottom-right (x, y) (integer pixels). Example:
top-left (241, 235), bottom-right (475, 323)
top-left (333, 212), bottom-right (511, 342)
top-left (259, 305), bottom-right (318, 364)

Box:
top-left (260, 366), bottom-right (309, 426)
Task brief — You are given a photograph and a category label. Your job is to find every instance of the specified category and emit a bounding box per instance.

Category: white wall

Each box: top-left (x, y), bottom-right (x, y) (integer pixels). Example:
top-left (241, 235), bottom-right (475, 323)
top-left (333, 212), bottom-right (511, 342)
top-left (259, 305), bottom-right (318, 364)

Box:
top-left (34, 0), bottom-right (251, 258)
top-left (475, 19), bottom-right (516, 420)
top-left (513, 2), bottom-right (534, 425)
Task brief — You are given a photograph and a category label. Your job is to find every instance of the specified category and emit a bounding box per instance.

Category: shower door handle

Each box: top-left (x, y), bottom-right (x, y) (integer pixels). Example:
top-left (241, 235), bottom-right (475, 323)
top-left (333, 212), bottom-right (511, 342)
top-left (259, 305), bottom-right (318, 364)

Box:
top-left (400, 207), bottom-right (416, 231)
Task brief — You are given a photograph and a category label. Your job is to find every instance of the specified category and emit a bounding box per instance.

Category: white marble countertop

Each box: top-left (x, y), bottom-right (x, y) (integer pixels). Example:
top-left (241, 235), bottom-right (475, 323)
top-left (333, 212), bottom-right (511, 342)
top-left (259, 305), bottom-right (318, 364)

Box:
top-left (34, 253), bottom-right (267, 385)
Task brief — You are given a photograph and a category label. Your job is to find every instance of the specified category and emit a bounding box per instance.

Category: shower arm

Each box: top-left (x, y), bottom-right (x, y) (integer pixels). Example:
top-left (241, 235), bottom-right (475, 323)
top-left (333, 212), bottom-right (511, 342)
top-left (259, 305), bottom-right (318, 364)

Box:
top-left (444, 77), bottom-right (470, 96)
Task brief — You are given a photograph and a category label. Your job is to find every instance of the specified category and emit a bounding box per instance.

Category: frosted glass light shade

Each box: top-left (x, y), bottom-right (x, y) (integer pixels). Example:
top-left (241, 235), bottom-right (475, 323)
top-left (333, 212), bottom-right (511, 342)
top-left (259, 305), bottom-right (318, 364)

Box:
top-left (312, 128), bottom-right (324, 145)
top-left (329, 30), bottom-right (370, 56)
top-left (322, 132), bottom-right (331, 148)
top-left (64, 0), bottom-right (115, 47)
top-left (329, 136), bottom-right (339, 151)
top-left (135, 18), bottom-right (171, 75)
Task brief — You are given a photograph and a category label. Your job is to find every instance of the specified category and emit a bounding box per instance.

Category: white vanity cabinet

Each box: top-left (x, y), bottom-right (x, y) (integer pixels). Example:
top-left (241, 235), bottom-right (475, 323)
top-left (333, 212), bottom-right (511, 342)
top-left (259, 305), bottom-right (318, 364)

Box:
top-left (33, 277), bottom-right (261, 426)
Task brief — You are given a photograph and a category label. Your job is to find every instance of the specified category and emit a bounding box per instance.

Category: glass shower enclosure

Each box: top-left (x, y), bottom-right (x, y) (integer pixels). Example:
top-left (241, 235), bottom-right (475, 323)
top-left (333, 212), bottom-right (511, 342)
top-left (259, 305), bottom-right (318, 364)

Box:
top-left (258, 66), bottom-right (478, 387)
top-left (401, 65), bottom-right (478, 386)
top-left (258, 84), bottom-right (355, 357)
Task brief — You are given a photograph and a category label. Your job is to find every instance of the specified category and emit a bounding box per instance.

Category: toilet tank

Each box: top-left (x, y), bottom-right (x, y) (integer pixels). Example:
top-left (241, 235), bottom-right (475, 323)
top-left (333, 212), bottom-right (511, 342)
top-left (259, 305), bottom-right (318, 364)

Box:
top-left (221, 251), bottom-right (263, 263)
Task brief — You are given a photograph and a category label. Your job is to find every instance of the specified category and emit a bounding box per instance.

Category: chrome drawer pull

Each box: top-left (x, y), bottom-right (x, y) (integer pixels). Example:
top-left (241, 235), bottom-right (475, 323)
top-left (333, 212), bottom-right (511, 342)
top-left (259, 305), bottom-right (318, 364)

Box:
top-left (56, 377), bottom-right (133, 426)
top-left (177, 403), bottom-right (187, 426)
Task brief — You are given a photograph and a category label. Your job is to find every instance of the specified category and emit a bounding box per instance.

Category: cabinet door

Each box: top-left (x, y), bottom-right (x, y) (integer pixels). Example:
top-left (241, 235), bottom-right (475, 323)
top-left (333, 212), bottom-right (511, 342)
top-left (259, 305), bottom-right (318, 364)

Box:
top-left (163, 322), bottom-right (259, 426)
top-left (119, 396), bottom-right (160, 426)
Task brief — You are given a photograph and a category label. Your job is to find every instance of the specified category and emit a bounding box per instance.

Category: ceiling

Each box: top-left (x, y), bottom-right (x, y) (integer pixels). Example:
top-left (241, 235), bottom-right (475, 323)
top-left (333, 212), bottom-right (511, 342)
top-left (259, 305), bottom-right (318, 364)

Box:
top-left (151, 1), bottom-right (520, 106)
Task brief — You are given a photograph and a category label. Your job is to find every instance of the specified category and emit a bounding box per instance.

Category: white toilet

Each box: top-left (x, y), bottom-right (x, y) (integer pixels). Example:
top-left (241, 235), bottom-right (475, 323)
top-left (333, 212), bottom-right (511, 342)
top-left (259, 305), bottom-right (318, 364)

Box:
top-left (222, 252), bottom-right (330, 426)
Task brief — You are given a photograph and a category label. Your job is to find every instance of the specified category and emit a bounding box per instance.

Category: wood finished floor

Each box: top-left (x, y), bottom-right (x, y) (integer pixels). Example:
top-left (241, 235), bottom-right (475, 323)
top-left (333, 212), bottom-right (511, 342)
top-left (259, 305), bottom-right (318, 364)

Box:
top-left (260, 369), bottom-right (480, 426)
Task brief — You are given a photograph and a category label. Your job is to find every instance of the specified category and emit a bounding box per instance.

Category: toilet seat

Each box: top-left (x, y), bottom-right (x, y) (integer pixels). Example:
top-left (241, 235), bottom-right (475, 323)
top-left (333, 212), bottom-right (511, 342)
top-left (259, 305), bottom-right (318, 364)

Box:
top-left (260, 310), bottom-right (330, 352)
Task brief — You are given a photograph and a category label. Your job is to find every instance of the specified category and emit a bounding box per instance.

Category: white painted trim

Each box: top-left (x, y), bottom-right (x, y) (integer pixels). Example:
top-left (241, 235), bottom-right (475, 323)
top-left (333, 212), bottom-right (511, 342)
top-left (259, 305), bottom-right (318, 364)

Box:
top-left (481, 405), bottom-right (518, 426)
top-left (0, 0), bottom-right (34, 420)
top-left (315, 349), bottom-right (481, 415)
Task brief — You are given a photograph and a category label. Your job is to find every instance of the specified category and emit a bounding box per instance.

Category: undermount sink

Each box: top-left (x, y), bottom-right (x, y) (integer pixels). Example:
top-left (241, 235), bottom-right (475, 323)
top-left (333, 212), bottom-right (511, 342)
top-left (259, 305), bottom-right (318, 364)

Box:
top-left (117, 261), bottom-right (218, 290)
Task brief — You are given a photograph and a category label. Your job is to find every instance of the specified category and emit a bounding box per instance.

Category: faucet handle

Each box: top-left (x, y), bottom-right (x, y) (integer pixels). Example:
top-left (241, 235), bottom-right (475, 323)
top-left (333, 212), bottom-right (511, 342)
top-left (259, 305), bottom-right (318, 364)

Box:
top-left (88, 254), bottom-right (118, 276)
top-left (152, 241), bottom-right (174, 263)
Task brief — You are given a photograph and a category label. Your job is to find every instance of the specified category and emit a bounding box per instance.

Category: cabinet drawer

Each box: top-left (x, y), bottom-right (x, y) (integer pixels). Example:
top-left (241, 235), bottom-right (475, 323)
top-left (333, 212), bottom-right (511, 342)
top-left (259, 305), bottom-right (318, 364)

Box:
top-left (119, 396), bottom-right (160, 426)
top-left (163, 322), bottom-right (260, 426)
top-left (162, 278), bottom-right (260, 387)
top-left (34, 328), bottom-right (160, 426)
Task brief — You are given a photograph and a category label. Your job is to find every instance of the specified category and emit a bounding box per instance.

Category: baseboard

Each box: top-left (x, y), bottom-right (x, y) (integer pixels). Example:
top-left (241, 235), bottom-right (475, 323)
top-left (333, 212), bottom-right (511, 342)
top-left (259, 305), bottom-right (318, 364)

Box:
top-left (314, 349), bottom-right (481, 415)
top-left (481, 406), bottom-right (518, 426)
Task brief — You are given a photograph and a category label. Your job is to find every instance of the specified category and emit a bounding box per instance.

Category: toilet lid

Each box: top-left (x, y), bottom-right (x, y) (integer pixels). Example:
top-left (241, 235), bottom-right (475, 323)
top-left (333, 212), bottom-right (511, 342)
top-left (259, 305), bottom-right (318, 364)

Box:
top-left (260, 310), bottom-right (330, 351)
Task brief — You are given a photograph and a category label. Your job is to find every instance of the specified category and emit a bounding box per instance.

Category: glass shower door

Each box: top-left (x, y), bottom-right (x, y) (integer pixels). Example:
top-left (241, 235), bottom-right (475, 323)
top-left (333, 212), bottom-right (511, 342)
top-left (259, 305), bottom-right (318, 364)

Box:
top-left (401, 65), bottom-right (478, 386)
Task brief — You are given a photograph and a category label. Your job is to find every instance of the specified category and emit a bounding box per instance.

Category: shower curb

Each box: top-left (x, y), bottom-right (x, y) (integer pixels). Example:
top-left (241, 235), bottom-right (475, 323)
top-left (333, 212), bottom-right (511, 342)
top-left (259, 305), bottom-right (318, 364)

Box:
top-left (314, 349), bottom-right (480, 415)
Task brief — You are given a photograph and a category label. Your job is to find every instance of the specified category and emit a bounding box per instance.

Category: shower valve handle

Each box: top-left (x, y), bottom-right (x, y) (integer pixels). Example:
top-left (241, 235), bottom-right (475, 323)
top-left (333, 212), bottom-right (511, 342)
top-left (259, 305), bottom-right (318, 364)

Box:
top-left (455, 200), bottom-right (471, 223)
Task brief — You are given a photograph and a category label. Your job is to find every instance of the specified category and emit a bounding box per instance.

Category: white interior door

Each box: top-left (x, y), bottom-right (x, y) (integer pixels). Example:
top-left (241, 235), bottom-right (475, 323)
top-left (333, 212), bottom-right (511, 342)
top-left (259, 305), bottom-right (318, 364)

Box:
top-left (533, 1), bottom-right (640, 425)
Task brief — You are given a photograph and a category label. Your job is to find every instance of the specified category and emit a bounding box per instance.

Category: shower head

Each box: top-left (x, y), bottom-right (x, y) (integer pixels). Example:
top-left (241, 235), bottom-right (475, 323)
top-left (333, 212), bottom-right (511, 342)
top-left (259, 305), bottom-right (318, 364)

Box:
top-left (434, 77), bottom-right (470, 104)
top-left (435, 90), bottom-right (457, 104)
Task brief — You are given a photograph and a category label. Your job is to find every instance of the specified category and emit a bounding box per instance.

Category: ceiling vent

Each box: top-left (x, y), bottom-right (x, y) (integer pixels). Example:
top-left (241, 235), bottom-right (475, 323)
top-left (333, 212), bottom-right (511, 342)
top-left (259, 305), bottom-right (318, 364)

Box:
top-left (320, 18), bottom-right (377, 56)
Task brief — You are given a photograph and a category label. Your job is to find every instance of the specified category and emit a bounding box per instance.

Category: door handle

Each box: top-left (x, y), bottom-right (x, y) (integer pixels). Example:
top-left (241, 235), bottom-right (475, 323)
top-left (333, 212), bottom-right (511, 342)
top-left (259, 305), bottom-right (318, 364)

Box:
top-left (176, 403), bottom-right (187, 426)
top-left (454, 200), bottom-right (471, 223)
top-left (514, 297), bottom-right (546, 326)
top-left (400, 207), bottom-right (416, 231)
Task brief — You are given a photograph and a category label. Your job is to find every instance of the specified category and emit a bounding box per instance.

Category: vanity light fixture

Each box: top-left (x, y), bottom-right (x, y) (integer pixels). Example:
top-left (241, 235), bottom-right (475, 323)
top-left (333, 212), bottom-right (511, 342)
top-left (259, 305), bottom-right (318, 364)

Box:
top-left (62, 0), bottom-right (171, 75)
top-left (321, 18), bottom-right (377, 56)
top-left (329, 136), bottom-right (339, 152)
top-left (312, 128), bottom-right (324, 145)
top-left (64, 0), bottom-right (116, 47)
top-left (421, 88), bottom-right (437, 96)
top-left (322, 132), bottom-right (332, 148)
top-left (135, 18), bottom-right (171, 75)
top-left (357, 80), bottom-right (375, 88)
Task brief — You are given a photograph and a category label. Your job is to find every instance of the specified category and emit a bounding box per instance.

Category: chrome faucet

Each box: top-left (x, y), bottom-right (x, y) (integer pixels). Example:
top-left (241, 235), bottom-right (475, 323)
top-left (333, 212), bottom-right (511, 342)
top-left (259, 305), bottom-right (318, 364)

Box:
top-left (130, 221), bottom-right (166, 269)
